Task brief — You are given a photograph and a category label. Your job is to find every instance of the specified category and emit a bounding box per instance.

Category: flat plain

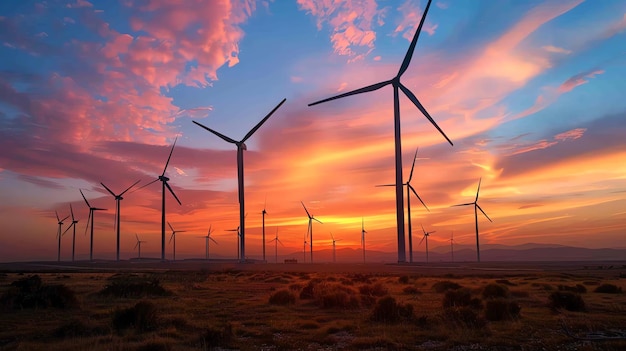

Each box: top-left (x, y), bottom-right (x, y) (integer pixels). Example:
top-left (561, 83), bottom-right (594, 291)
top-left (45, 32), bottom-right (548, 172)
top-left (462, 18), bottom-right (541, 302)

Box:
top-left (1, 260), bottom-right (626, 350)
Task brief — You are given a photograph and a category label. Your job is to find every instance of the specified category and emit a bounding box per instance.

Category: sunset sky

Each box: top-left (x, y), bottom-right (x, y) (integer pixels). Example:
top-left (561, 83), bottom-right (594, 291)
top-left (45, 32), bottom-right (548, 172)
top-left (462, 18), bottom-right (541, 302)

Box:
top-left (1, 0), bottom-right (625, 262)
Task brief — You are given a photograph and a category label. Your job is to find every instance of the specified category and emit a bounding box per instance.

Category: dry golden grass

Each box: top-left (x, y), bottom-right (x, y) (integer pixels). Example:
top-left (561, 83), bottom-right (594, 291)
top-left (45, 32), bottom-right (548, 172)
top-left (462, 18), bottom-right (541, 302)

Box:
top-left (1, 263), bottom-right (626, 350)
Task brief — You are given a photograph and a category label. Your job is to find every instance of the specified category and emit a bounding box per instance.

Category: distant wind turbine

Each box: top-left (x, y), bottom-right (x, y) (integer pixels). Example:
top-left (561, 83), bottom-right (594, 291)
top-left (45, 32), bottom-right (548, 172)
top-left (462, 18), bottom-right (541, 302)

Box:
top-left (61, 204), bottom-right (79, 262)
top-left (100, 180), bottom-right (141, 261)
top-left (330, 232), bottom-right (341, 263)
top-left (452, 178), bottom-right (492, 262)
top-left (361, 218), bottom-right (367, 263)
top-left (80, 189), bottom-right (106, 261)
top-left (200, 225), bottom-right (217, 260)
top-left (55, 210), bottom-right (69, 262)
top-left (138, 138), bottom-right (181, 261)
top-left (301, 201), bottom-right (322, 263)
top-left (268, 227), bottom-right (283, 264)
top-left (193, 98), bottom-right (286, 262)
top-left (450, 231), bottom-right (455, 262)
top-left (168, 221), bottom-right (186, 262)
top-left (377, 147), bottom-right (429, 263)
top-left (308, 0), bottom-right (452, 263)
top-left (418, 224), bottom-right (436, 263)
top-left (262, 198), bottom-right (267, 262)
top-left (134, 234), bottom-right (146, 259)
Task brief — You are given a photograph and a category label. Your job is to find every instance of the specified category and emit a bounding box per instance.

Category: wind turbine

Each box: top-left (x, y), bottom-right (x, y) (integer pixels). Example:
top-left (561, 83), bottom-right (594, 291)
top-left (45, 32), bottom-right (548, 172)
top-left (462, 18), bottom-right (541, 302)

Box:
top-left (61, 204), bottom-right (79, 262)
top-left (55, 211), bottom-right (69, 262)
top-left (301, 201), bottom-right (322, 263)
top-left (330, 232), bottom-right (341, 263)
top-left (227, 227), bottom-right (241, 260)
top-left (139, 138), bottom-right (181, 261)
top-left (376, 147), bottom-right (429, 263)
top-left (80, 189), bottom-right (106, 261)
top-left (168, 222), bottom-right (186, 262)
top-left (134, 234), bottom-right (146, 259)
top-left (361, 218), bottom-right (367, 263)
top-left (308, 0), bottom-right (451, 263)
top-left (100, 180), bottom-right (141, 261)
top-left (449, 231), bottom-right (455, 262)
top-left (193, 98), bottom-right (286, 262)
top-left (262, 198), bottom-right (267, 262)
top-left (268, 227), bottom-right (283, 264)
top-left (452, 178), bottom-right (492, 262)
top-left (200, 225), bottom-right (218, 260)
top-left (418, 224), bottom-right (436, 263)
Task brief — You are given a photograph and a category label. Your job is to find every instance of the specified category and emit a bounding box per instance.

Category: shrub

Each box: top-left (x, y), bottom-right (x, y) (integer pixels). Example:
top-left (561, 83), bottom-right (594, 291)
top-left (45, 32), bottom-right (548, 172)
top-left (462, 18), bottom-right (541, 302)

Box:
top-left (99, 276), bottom-right (171, 298)
top-left (482, 283), bottom-right (509, 299)
top-left (402, 286), bottom-right (422, 295)
top-left (349, 274), bottom-right (372, 284)
top-left (548, 291), bottom-right (586, 312)
top-left (495, 279), bottom-right (516, 286)
top-left (432, 280), bottom-right (462, 293)
top-left (484, 299), bottom-right (521, 321)
top-left (112, 301), bottom-right (158, 332)
top-left (370, 296), bottom-right (414, 323)
top-left (443, 307), bottom-right (487, 329)
top-left (359, 282), bottom-right (388, 297)
top-left (558, 284), bottom-right (587, 293)
top-left (269, 289), bottom-right (296, 305)
top-left (443, 288), bottom-right (482, 309)
top-left (398, 275), bottom-right (410, 284)
top-left (318, 284), bottom-right (360, 309)
top-left (1, 275), bottom-right (78, 309)
top-left (53, 319), bottom-right (94, 338)
top-left (594, 283), bottom-right (622, 294)
top-left (202, 324), bottom-right (233, 348)
top-left (299, 279), bottom-right (322, 300)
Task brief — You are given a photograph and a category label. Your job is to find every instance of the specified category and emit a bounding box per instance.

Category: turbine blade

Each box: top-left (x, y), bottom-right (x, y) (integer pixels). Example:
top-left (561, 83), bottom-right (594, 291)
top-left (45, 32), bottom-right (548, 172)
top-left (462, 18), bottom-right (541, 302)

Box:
top-left (135, 233), bottom-right (139, 241)
top-left (210, 237), bottom-right (218, 244)
top-left (193, 121), bottom-right (238, 144)
top-left (62, 223), bottom-right (73, 236)
top-left (408, 147), bottom-right (419, 182)
top-left (418, 234), bottom-right (426, 247)
top-left (135, 178), bottom-right (159, 192)
top-left (409, 184), bottom-right (429, 212)
top-left (84, 210), bottom-right (91, 235)
top-left (168, 221), bottom-right (174, 232)
top-left (308, 80), bottom-right (392, 106)
top-left (178, 230), bottom-right (187, 233)
top-left (165, 182), bottom-right (182, 205)
top-left (70, 204), bottom-right (75, 220)
top-left (476, 177), bottom-right (482, 202)
top-left (301, 201), bottom-right (311, 218)
top-left (62, 215), bottom-right (69, 222)
top-left (94, 207), bottom-right (107, 211)
top-left (421, 224), bottom-right (426, 234)
top-left (169, 233), bottom-right (175, 243)
top-left (79, 189), bottom-right (91, 208)
top-left (120, 179), bottom-right (141, 196)
top-left (134, 242), bottom-right (139, 250)
top-left (476, 204), bottom-right (493, 222)
top-left (451, 202), bottom-right (474, 207)
top-left (398, 83), bottom-right (453, 146)
top-left (55, 210), bottom-right (60, 222)
top-left (375, 183), bottom-right (397, 187)
top-left (397, 0), bottom-right (433, 77)
top-left (100, 182), bottom-right (116, 197)
top-left (313, 217), bottom-right (323, 224)
top-left (162, 136), bottom-right (178, 176)
top-left (241, 98), bottom-right (286, 143)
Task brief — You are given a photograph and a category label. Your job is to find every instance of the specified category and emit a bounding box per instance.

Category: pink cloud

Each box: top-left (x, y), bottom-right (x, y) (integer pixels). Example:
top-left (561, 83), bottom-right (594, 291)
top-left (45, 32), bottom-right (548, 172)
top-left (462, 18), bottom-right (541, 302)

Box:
top-left (394, 0), bottom-right (438, 40)
top-left (554, 128), bottom-right (586, 141)
top-left (558, 69), bottom-right (604, 93)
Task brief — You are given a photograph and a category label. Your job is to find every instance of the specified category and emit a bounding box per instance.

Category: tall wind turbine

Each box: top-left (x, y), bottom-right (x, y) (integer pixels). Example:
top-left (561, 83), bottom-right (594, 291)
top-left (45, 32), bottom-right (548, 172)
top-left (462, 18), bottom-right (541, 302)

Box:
top-left (330, 232), bottom-right (341, 263)
top-left (361, 218), bottom-right (367, 263)
top-left (262, 198), bottom-right (267, 262)
top-left (308, 0), bottom-right (452, 263)
top-left (418, 224), bottom-right (436, 263)
top-left (449, 231), bottom-right (455, 262)
top-left (201, 225), bottom-right (218, 260)
top-left (55, 211), bottom-right (69, 262)
top-left (301, 201), bottom-right (322, 263)
top-left (80, 189), bottom-right (106, 261)
top-left (61, 204), bottom-right (79, 262)
top-left (100, 180), bottom-right (141, 261)
top-left (268, 227), bottom-right (283, 264)
top-left (452, 178), bottom-right (492, 262)
top-left (193, 99), bottom-right (286, 262)
top-left (168, 222), bottom-right (186, 262)
top-left (377, 147), bottom-right (429, 263)
top-left (134, 234), bottom-right (146, 259)
top-left (139, 138), bottom-right (182, 261)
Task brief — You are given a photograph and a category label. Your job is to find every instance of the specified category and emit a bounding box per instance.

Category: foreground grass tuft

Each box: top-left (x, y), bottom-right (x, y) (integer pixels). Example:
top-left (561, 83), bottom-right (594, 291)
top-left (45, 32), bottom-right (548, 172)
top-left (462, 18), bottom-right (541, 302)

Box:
top-left (432, 280), bottom-right (462, 293)
top-left (112, 300), bottom-right (159, 332)
top-left (269, 289), bottom-right (296, 305)
top-left (482, 283), bottom-right (509, 299)
top-left (1, 275), bottom-right (78, 309)
top-left (443, 288), bottom-right (482, 309)
top-left (99, 275), bottom-right (171, 298)
top-left (548, 291), bottom-right (586, 312)
top-left (369, 296), bottom-right (414, 323)
top-left (484, 299), bottom-right (521, 321)
top-left (594, 283), bottom-right (622, 294)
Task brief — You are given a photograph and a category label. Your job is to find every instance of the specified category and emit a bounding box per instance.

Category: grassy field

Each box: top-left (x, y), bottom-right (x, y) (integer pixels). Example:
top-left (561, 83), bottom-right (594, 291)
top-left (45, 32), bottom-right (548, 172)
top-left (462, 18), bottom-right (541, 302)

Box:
top-left (1, 261), bottom-right (626, 350)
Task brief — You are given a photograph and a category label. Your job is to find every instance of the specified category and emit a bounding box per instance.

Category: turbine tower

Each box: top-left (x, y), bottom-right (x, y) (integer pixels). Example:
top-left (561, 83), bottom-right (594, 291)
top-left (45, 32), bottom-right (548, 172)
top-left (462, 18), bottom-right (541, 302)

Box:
top-left (134, 234), bottom-right (146, 259)
top-left (61, 204), bottom-right (79, 262)
top-left (361, 218), bottom-right (367, 263)
top-left (100, 180), bottom-right (141, 261)
top-left (201, 225), bottom-right (217, 260)
top-left (55, 211), bottom-right (69, 262)
top-left (193, 99), bottom-right (286, 262)
top-left (308, 0), bottom-right (452, 263)
top-left (268, 227), bottom-right (283, 264)
top-left (262, 199), bottom-right (267, 262)
top-left (452, 178), bottom-right (492, 262)
top-left (377, 147), bottom-right (429, 263)
top-left (449, 231), bottom-right (455, 262)
top-left (80, 189), bottom-right (106, 261)
top-left (419, 224), bottom-right (436, 263)
top-left (168, 222), bottom-right (186, 262)
top-left (139, 138), bottom-right (182, 261)
top-left (330, 232), bottom-right (341, 263)
top-left (301, 201), bottom-right (322, 263)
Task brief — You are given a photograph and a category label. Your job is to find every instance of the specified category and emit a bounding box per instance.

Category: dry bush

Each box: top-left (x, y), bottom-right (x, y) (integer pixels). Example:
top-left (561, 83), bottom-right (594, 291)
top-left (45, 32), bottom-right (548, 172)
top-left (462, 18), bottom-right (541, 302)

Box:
top-left (99, 275), bottom-right (171, 298)
top-left (510, 290), bottom-right (530, 298)
top-left (299, 278), bottom-right (322, 299)
top-left (495, 279), bottom-right (516, 286)
top-left (443, 288), bottom-right (482, 309)
top-left (316, 283), bottom-right (360, 309)
top-left (558, 284), bottom-right (587, 293)
top-left (369, 296), bottom-right (414, 323)
top-left (268, 289), bottom-right (296, 305)
top-left (442, 307), bottom-right (487, 329)
top-left (432, 280), bottom-right (462, 293)
top-left (594, 283), bottom-right (622, 294)
top-left (288, 283), bottom-right (303, 291)
top-left (201, 323), bottom-right (233, 348)
top-left (1, 275), bottom-right (78, 309)
top-left (402, 286), bottom-right (422, 295)
top-left (398, 275), bottom-right (410, 284)
top-left (349, 274), bottom-right (372, 284)
top-left (53, 318), bottom-right (97, 338)
top-left (112, 300), bottom-right (159, 332)
top-left (359, 282), bottom-right (388, 297)
top-left (548, 291), bottom-right (586, 312)
top-left (482, 283), bottom-right (509, 299)
top-left (484, 299), bottom-right (521, 321)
